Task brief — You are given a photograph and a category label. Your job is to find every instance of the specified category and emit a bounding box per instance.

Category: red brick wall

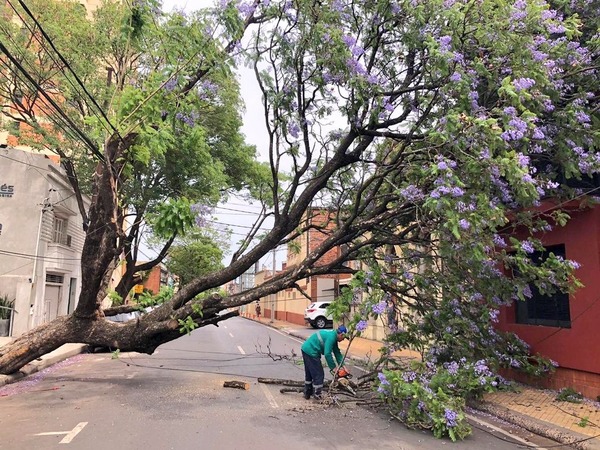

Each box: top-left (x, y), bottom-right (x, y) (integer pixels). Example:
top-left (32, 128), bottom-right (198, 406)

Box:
top-left (497, 202), bottom-right (600, 392)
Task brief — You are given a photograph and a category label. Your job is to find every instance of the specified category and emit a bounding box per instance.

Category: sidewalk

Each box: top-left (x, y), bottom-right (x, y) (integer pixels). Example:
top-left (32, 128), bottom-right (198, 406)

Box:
top-left (250, 315), bottom-right (600, 450)
top-left (2, 318), bottom-right (600, 449)
top-left (0, 336), bottom-right (87, 386)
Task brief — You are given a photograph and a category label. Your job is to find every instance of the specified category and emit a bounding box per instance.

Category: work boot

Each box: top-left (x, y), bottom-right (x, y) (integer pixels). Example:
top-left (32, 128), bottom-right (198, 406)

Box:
top-left (303, 386), bottom-right (313, 400)
top-left (313, 390), bottom-right (323, 401)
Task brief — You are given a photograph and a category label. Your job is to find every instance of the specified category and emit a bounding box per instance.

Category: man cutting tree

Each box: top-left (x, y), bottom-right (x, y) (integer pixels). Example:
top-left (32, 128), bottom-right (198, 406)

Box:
top-left (301, 325), bottom-right (349, 400)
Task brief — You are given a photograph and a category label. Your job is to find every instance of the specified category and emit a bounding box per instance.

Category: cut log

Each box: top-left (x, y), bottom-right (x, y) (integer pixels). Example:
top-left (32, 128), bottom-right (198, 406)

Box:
top-left (258, 377), bottom-right (304, 387)
top-left (223, 380), bottom-right (250, 390)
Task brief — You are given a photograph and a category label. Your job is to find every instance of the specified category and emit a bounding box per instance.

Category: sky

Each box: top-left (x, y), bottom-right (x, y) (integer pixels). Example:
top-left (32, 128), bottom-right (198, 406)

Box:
top-left (160, 0), bottom-right (283, 270)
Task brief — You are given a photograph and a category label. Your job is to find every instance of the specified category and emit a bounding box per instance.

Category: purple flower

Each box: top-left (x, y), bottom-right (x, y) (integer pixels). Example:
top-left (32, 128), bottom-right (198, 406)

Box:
top-left (163, 77), bottom-right (178, 91)
top-left (575, 111), bottom-right (590, 124)
top-left (378, 372), bottom-right (390, 385)
top-left (449, 72), bottom-right (462, 82)
top-left (512, 77), bottom-right (536, 92)
top-left (372, 301), bottom-right (387, 315)
top-left (288, 122), bottom-right (300, 138)
top-left (444, 408), bottom-right (458, 427)
top-left (399, 185), bottom-right (424, 202)
top-left (474, 359), bottom-right (490, 375)
top-left (521, 240), bottom-right (535, 253)
top-left (438, 35), bottom-right (452, 52)
top-left (459, 219), bottom-right (470, 230)
top-left (447, 361), bottom-right (459, 375)
top-left (356, 320), bottom-right (368, 332)
top-left (402, 371), bottom-right (417, 382)
top-left (543, 99), bottom-right (555, 112)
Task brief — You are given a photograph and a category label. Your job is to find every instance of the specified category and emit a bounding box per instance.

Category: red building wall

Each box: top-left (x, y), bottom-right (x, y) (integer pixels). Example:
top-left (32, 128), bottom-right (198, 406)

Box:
top-left (497, 203), bottom-right (600, 396)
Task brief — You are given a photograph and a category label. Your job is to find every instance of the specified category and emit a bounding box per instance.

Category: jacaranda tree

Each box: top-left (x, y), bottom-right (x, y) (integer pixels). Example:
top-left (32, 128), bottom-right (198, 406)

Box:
top-left (0, 0), bottom-right (598, 439)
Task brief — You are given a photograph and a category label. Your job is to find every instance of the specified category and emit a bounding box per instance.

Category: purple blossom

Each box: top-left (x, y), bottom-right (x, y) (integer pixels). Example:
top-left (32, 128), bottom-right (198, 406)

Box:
top-left (438, 35), bottom-right (452, 52)
top-left (449, 72), bottom-right (462, 82)
top-left (378, 372), bottom-right (390, 385)
top-left (444, 408), bottom-right (458, 427)
top-left (474, 359), bottom-right (490, 376)
top-left (446, 361), bottom-right (459, 375)
top-left (575, 111), bottom-right (591, 124)
top-left (459, 219), bottom-right (470, 230)
top-left (521, 240), bottom-right (535, 253)
top-left (543, 99), bottom-right (555, 112)
top-left (163, 77), bottom-right (178, 91)
top-left (512, 77), bottom-right (536, 92)
top-left (532, 128), bottom-right (545, 140)
top-left (288, 122), bottom-right (300, 138)
top-left (402, 371), bottom-right (417, 382)
top-left (372, 301), bottom-right (387, 315)
top-left (356, 320), bottom-right (368, 332)
top-left (399, 185), bottom-right (424, 202)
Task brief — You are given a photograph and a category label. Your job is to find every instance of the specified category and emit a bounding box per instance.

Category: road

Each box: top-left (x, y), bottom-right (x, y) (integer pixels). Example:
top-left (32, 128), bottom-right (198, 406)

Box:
top-left (0, 317), bottom-right (555, 449)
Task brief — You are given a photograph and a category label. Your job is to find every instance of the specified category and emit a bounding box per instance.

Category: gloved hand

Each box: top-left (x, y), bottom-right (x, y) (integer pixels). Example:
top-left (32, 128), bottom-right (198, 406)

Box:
top-left (331, 366), bottom-right (349, 377)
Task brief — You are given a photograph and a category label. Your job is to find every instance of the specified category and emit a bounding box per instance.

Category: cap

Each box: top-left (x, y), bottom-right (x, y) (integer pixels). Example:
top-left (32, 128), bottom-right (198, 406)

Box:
top-left (337, 325), bottom-right (348, 335)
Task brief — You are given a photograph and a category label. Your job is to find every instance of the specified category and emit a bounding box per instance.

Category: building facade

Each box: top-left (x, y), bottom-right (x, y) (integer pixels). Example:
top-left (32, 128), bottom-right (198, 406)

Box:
top-left (0, 148), bottom-right (88, 336)
top-left (497, 199), bottom-right (600, 397)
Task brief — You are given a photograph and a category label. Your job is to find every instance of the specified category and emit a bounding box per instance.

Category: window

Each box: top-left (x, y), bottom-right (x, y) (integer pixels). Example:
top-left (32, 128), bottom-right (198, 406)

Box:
top-left (515, 244), bottom-right (571, 328)
top-left (52, 217), bottom-right (70, 246)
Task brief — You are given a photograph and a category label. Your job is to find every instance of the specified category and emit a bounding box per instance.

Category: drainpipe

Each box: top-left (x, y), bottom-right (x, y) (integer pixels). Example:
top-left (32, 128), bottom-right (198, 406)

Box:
top-left (29, 197), bottom-right (51, 328)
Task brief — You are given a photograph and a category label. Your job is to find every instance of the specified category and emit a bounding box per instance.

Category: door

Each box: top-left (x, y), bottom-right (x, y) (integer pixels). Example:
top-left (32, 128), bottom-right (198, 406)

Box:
top-left (43, 285), bottom-right (61, 323)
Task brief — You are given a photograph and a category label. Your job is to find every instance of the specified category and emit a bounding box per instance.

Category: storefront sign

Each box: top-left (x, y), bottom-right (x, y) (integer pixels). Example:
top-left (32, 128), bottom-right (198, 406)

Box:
top-left (0, 184), bottom-right (14, 198)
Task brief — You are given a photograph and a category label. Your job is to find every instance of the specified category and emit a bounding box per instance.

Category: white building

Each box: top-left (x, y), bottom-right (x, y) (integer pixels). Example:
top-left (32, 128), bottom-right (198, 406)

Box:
top-left (0, 147), bottom-right (88, 336)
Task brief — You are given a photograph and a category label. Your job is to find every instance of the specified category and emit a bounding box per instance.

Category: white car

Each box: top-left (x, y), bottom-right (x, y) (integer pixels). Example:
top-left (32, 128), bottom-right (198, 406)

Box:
top-left (304, 301), bottom-right (333, 329)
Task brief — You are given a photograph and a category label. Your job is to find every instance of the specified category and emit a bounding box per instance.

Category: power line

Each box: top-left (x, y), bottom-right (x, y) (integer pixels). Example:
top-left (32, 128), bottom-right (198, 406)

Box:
top-left (0, 40), bottom-right (103, 160)
top-left (10, 0), bottom-right (122, 144)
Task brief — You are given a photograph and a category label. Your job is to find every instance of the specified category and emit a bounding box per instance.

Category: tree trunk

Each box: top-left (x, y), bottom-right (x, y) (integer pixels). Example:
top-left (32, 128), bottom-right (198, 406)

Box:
top-left (0, 306), bottom-right (238, 375)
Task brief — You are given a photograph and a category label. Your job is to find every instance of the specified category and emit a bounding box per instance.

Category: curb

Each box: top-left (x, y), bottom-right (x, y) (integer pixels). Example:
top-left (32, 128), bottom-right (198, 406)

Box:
top-left (0, 344), bottom-right (88, 387)
top-left (470, 400), bottom-right (600, 450)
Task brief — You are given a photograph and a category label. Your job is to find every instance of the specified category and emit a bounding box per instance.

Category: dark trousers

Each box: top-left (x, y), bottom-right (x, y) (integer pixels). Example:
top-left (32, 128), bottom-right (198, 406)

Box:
top-left (302, 350), bottom-right (324, 395)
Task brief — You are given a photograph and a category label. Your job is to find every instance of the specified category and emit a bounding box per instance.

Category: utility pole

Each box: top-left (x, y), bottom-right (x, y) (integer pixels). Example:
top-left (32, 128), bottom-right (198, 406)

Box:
top-left (270, 248), bottom-right (276, 323)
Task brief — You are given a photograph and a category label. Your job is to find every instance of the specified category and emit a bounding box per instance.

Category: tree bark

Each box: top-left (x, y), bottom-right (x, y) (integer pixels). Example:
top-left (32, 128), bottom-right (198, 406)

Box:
top-left (223, 381), bottom-right (250, 390)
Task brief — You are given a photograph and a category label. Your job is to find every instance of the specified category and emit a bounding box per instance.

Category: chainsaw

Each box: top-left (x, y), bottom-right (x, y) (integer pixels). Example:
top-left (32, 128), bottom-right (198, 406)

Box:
top-left (337, 367), bottom-right (352, 379)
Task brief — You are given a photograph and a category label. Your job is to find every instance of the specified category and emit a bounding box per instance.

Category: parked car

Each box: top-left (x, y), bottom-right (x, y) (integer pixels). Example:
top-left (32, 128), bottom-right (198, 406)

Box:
top-left (304, 302), bottom-right (333, 329)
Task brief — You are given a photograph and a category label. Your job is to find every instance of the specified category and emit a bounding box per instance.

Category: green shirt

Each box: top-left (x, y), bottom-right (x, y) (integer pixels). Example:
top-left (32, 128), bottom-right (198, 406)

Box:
top-left (301, 329), bottom-right (344, 370)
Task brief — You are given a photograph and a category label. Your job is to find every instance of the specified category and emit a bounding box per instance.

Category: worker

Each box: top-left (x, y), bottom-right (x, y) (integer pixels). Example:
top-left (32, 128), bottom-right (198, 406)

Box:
top-left (301, 325), bottom-right (348, 400)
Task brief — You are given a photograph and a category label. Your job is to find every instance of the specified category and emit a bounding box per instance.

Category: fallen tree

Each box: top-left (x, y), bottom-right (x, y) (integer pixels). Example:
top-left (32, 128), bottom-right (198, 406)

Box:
top-left (0, 0), bottom-right (597, 399)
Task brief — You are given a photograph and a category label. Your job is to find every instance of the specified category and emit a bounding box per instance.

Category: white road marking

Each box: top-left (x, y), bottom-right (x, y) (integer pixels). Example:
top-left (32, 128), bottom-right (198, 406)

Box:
top-left (228, 332), bottom-right (234, 338)
top-left (269, 327), bottom-right (304, 343)
top-left (60, 422), bottom-right (88, 444)
top-left (126, 372), bottom-right (136, 379)
top-left (35, 422), bottom-right (88, 444)
top-left (259, 383), bottom-right (279, 409)
top-left (237, 346), bottom-right (246, 355)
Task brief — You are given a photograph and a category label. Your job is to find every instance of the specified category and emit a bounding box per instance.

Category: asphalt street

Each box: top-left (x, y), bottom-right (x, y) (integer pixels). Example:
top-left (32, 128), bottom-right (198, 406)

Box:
top-left (0, 317), bottom-right (556, 449)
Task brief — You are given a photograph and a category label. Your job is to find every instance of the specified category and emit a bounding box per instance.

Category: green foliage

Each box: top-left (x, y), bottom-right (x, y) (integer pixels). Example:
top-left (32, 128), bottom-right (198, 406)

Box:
top-left (0, 294), bottom-right (14, 320)
top-left (577, 416), bottom-right (590, 428)
top-left (107, 291), bottom-right (124, 307)
top-left (556, 387), bottom-right (583, 403)
top-left (376, 361), bottom-right (500, 441)
top-left (149, 198), bottom-right (195, 239)
top-left (111, 349), bottom-right (120, 360)
top-left (166, 234), bottom-right (224, 286)
top-left (178, 316), bottom-right (199, 335)
top-left (136, 287), bottom-right (174, 309)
